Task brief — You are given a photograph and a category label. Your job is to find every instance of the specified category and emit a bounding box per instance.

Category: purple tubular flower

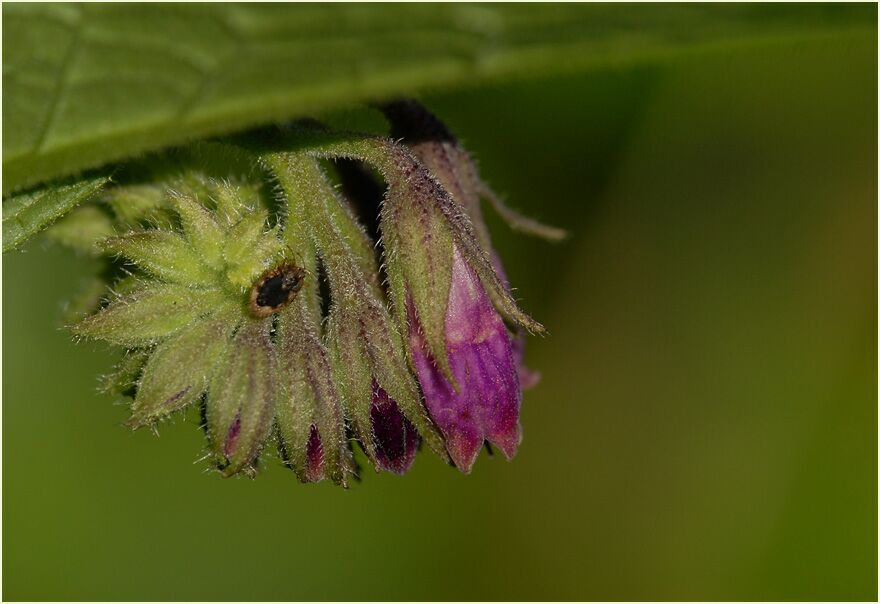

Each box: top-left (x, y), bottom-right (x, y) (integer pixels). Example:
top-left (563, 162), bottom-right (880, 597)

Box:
top-left (376, 99), bottom-right (557, 471)
top-left (409, 247), bottom-right (521, 473)
top-left (370, 383), bottom-right (420, 474)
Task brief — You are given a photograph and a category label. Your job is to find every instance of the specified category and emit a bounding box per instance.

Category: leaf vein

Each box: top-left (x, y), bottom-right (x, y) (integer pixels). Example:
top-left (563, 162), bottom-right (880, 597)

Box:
top-left (31, 5), bottom-right (84, 154)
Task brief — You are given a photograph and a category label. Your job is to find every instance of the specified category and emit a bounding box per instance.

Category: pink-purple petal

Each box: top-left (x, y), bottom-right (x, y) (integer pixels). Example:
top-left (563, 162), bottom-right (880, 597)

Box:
top-left (410, 248), bottom-right (522, 473)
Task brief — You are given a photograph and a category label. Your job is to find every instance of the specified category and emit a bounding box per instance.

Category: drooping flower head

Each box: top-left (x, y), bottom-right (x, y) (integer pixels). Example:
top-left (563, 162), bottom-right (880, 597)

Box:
top-left (61, 103), bottom-right (560, 483)
top-left (71, 178), bottom-right (351, 482)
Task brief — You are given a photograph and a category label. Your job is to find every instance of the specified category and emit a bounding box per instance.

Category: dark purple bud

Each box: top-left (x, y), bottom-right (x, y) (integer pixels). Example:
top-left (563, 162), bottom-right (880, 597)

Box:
top-left (370, 382), bottom-right (420, 475)
top-left (409, 248), bottom-right (522, 473)
top-left (304, 424), bottom-right (325, 483)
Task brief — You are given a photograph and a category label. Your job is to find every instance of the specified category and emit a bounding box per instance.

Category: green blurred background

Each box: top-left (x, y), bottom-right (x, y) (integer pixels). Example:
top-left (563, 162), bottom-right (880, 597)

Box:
top-left (4, 20), bottom-right (877, 602)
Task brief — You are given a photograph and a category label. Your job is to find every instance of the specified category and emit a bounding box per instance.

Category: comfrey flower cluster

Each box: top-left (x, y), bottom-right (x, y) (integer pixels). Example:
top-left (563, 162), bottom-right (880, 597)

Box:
top-left (62, 100), bottom-right (562, 485)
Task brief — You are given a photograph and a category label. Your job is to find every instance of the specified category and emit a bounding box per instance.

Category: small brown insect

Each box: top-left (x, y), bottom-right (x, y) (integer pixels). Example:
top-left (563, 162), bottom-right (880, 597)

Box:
top-left (248, 261), bottom-right (306, 318)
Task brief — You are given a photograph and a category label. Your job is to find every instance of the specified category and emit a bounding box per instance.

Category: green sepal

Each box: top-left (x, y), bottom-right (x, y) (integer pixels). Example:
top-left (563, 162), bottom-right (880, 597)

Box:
top-left (61, 277), bottom-right (112, 324)
top-left (44, 205), bottom-right (115, 255)
top-left (128, 313), bottom-right (239, 428)
top-left (168, 192), bottom-right (226, 271)
top-left (106, 185), bottom-right (173, 229)
top-left (100, 231), bottom-right (216, 287)
top-left (384, 112), bottom-right (566, 246)
top-left (380, 141), bottom-right (545, 335)
top-left (100, 349), bottom-right (150, 397)
top-left (211, 180), bottom-right (262, 227)
top-left (206, 319), bottom-right (277, 477)
top-left (111, 274), bottom-right (143, 297)
top-left (480, 183), bottom-right (567, 242)
top-left (71, 283), bottom-right (229, 347)
top-left (222, 209), bottom-right (282, 289)
top-left (327, 308), bottom-right (375, 461)
top-left (281, 224), bottom-right (322, 326)
top-left (380, 185), bottom-right (455, 382)
top-left (454, 229), bottom-right (545, 335)
top-left (275, 229), bottom-right (349, 485)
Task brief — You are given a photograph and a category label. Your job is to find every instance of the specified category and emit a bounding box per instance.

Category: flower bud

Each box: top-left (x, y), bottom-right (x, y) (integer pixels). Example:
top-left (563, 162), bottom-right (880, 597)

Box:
top-left (274, 244), bottom-right (352, 486)
top-left (206, 320), bottom-right (277, 476)
top-left (381, 101), bottom-right (549, 389)
top-left (370, 382), bottom-right (420, 475)
top-left (409, 247), bottom-right (521, 472)
top-left (374, 137), bottom-right (544, 352)
top-left (304, 425), bottom-right (326, 482)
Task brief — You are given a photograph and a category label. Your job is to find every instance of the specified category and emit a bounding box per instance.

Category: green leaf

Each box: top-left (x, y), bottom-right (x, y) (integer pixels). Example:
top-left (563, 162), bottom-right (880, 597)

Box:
top-left (3, 3), bottom-right (874, 196)
top-left (2, 175), bottom-right (108, 252)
